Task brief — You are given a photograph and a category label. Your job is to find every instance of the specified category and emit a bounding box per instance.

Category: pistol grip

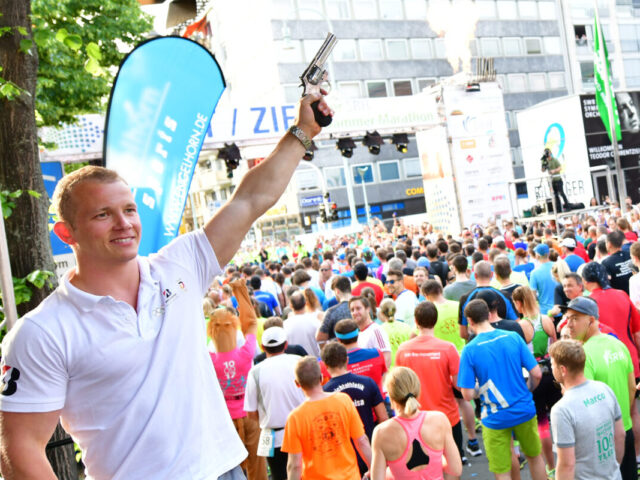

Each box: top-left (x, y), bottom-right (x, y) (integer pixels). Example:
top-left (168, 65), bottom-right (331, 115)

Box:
top-left (311, 100), bottom-right (332, 127)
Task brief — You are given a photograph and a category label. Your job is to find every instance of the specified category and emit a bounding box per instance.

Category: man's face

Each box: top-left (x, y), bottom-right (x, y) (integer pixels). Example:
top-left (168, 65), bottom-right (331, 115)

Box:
top-left (550, 357), bottom-right (564, 385)
top-left (617, 92), bottom-right (640, 133)
top-left (320, 263), bottom-right (332, 281)
top-left (413, 269), bottom-right (427, 287)
top-left (562, 278), bottom-right (583, 300)
top-left (350, 300), bottom-right (369, 324)
top-left (385, 275), bottom-right (403, 296)
top-left (59, 180), bottom-right (141, 265)
top-left (563, 310), bottom-right (592, 342)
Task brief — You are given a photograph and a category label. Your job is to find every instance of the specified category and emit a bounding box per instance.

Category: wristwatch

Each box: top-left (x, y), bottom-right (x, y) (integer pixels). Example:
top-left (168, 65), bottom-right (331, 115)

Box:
top-left (288, 125), bottom-right (312, 150)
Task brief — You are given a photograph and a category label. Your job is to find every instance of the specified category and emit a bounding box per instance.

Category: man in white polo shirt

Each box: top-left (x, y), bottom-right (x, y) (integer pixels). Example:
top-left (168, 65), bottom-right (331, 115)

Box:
top-left (0, 93), bottom-right (331, 479)
top-left (385, 269), bottom-right (418, 326)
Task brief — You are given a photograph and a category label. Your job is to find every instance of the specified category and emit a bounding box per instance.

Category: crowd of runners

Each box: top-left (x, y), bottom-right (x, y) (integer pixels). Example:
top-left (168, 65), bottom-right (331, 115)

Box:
top-left (207, 203), bottom-right (640, 480)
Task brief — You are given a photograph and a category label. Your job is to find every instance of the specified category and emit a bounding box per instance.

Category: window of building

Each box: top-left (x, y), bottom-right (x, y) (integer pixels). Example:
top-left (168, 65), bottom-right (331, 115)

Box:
top-left (379, 160), bottom-right (401, 181)
top-left (392, 79), bottom-right (413, 96)
top-left (352, 164), bottom-right (374, 183)
top-left (537, 1), bottom-right (556, 19)
top-left (380, 0), bottom-right (404, 19)
top-left (518, 1), bottom-right (538, 17)
top-left (616, 0), bottom-right (634, 17)
top-left (353, 0), bottom-right (378, 18)
top-left (326, 0), bottom-right (351, 18)
top-left (303, 39), bottom-right (324, 62)
top-left (271, 0), bottom-right (296, 18)
top-left (297, 0), bottom-right (325, 18)
top-left (496, 74), bottom-right (507, 92)
top-left (275, 40), bottom-right (303, 63)
top-left (295, 169), bottom-right (320, 190)
top-left (504, 111), bottom-right (512, 129)
top-left (334, 39), bottom-right (357, 61)
top-left (386, 39), bottom-right (409, 59)
top-left (481, 38), bottom-right (501, 57)
top-left (403, 157), bottom-right (421, 177)
top-left (360, 39), bottom-right (384, 60)
top-left (543, 36), bottom-right (562, 54)
top-left (548, 72), bottom-right (566, 89)
top-left (507, 73), bottom-right (527, 92)
top-left (410, 38), bottom-right (431, 58)
top-left (325, 166), bottom-right (346, 187)
top-left (624, 58), bottom-right (640, 87)
top-left (580, 61), bottom-right (595, 87)
top-left (283, 84), bottom-right (300, 103)
top-left (337, 81), bottom-right (362, 98)
top-left (434, 38), bottom-right (447, 58)
top-left (404, 0), bottom-right (427, 18)
top-left (502, 37), bottom-right (522, 56)
top-left (417, 77), bottom-right (437, 91)
top-left (469, 39), bottom-right (479, 56)
top-left (476, 0), bottom-right (497, 18)
top-left (619, 24), bottom-right (640, 52)
top-left (574, 25), bottom-right (589, 47)
top-left (525, 37), bottom-right (542, 54)
top-left (366, 80), bottom-right (388, 97)
top-left (497, 1), bottom-right (518, 18)
top-left (603, 24), bottom-right (615, 52)
top-left (512, 111), bottom-right (520, 129)
top-left (528, 72), bottom-right (547, 91)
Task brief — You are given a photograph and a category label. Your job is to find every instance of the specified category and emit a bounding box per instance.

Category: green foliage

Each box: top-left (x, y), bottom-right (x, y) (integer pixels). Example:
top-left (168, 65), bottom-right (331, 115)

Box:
top-left (32, 0), bottom-right (153, 127)
top-left (1, 189), bottom-right (41, 219)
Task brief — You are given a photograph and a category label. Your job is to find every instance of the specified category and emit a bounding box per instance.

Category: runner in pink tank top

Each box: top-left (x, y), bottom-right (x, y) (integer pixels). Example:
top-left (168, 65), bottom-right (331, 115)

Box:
top-left (371, 367), bottom-right (461, 480)
top-left (387, 411), bottom-right (444, 479)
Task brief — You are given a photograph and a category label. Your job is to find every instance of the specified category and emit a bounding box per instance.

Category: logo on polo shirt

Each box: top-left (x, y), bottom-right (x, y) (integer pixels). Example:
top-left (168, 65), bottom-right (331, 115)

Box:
top-left (1, 365), bottom-right (20, 396)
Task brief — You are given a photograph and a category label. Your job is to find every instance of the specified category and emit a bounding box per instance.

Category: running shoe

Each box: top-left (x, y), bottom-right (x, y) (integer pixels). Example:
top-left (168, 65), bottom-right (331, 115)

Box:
top-left (466, 439), bottom-right (483, 457)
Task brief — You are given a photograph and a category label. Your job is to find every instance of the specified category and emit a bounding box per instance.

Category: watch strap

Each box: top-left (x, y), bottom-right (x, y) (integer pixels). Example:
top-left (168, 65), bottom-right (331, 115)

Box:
top-left (288, 125), bottom-right (312, 150)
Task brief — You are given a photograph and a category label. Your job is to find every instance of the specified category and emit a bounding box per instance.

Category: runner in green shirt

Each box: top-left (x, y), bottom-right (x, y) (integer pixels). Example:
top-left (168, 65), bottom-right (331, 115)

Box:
top-left (378, 299), bottom-right (412, 367)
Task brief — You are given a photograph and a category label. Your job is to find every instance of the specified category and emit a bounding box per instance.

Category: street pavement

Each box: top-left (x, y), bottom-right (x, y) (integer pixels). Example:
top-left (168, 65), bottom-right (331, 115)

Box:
top-left (461, 430), bottom-right (533, 480)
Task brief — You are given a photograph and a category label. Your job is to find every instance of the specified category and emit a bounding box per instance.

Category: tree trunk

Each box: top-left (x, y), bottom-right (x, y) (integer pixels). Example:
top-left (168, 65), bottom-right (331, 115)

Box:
top-left (0, 1), bottom-right (78, 478)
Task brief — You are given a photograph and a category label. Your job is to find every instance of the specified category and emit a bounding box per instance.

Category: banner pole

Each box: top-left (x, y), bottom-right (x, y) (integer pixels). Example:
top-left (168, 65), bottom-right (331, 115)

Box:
top-left (0, 197), bottom-right (18, 331)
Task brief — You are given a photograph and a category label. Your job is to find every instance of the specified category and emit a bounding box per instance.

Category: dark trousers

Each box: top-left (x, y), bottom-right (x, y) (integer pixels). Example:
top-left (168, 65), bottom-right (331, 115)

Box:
top-left (452, 421), bottom-right (464, 459)
top-left (551, 178), bottom-right (569, 211)
top-left (621, 428), bottom-right (637, 480)
top-left (266, 447), bottom-right (288, 480)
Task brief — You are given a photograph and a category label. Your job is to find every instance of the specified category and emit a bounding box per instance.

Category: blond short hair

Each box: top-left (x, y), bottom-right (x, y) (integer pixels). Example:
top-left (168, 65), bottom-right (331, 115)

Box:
top-left (549, 339), bottom-right (586, 374)
top-left (52, 166), bottom-right (125, 225)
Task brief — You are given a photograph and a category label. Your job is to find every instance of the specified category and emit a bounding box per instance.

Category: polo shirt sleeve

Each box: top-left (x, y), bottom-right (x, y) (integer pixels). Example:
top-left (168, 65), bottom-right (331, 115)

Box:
top-left (0, 320), bottom-right (67, 413)
top-left (457, 348), bottom-right (476, 389)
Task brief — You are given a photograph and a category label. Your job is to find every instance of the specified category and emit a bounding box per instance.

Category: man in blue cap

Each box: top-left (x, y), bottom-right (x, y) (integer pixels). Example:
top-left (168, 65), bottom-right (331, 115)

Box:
top-left (530, 243), bottom-right (557, 317)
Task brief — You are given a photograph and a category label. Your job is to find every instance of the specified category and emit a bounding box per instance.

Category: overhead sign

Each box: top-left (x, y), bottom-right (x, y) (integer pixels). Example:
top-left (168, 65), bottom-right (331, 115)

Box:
top-left (300, 195), bottom-right (325, 208)
top-left (104, 37), bottom-right (225, 256)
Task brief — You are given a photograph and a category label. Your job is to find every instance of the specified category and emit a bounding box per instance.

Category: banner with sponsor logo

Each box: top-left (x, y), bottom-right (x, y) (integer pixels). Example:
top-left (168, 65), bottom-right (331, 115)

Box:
top-left (443, 83), bottom-right (513, 226)
top-left (104, 37), bottom-right (225, 255)
top-left (519, 95), bottom-right (594, 210)
top-left (416, 127), bottom-right (461, 234)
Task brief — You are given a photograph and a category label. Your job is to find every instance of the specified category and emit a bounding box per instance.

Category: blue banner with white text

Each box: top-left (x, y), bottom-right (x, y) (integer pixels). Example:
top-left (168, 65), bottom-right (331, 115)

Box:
top-left (104, 36), bottom-right (225, 255)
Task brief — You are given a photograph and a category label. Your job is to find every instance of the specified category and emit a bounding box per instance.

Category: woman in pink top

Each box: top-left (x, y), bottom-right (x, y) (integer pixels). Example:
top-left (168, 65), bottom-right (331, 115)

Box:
top-left (209, 279), bottom-right (266, 480)
top-left (371, 367), bottom-right (461, 480)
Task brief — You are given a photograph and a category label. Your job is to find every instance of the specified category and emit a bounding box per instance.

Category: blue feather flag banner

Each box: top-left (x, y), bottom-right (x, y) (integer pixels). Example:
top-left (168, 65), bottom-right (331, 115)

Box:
top-left (104, 36), bottom-right (225, 255)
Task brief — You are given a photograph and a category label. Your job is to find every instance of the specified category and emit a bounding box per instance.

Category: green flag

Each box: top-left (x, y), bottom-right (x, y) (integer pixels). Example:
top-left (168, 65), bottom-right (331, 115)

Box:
top-left (594, 10), bottom-right (621, 142)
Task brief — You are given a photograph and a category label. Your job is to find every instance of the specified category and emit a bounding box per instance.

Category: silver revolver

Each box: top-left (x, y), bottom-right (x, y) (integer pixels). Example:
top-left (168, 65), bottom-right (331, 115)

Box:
top-left (300, 32), bottom-right (337, 127)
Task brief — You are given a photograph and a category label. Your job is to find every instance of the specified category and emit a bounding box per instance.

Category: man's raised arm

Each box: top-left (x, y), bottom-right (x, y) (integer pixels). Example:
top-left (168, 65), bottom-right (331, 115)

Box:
top-left (205, 93), bottom-right (330, 266)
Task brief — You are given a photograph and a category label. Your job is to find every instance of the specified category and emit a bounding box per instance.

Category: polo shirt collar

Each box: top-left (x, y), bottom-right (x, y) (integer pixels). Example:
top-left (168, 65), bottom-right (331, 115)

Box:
top-left (60, 257), bottom-right (152, 312)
